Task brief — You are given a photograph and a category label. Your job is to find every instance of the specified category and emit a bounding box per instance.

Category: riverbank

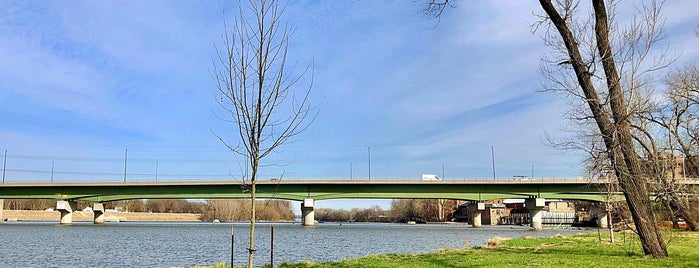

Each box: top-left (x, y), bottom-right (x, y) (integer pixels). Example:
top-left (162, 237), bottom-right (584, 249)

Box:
top-left (205, 230), bottom-right (698, 268)
top-left (2, 210), bottom-right (201, 222)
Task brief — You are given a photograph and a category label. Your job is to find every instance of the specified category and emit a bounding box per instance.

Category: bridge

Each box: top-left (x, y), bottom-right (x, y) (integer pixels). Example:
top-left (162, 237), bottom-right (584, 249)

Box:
top-left (1, 177), bottom-right (617, 229)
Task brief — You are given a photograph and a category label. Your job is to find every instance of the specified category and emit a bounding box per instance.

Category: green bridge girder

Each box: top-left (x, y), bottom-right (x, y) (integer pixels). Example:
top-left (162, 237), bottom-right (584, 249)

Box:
top-left (0, 179), bottom-right (614, 202)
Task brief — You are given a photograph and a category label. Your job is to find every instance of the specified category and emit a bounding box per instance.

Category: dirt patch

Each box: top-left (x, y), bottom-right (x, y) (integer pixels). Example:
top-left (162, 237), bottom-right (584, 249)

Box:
top-left (486, 236), bottom-right (511, 247)
top-left (2, 210), bottom-right (201, 222)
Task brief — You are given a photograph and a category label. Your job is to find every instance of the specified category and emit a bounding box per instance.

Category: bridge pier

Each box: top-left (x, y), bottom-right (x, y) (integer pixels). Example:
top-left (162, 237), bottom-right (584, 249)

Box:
top-left (301, 198), bottom-right (314, 226)
top-left (591, 204), bottom-right (609, 229)
top-left (93, 203), bottom-right (105, 224)
top-left (56, 200), bottom-right (77, 225)
top-left (467, 202), bottom-right (485, 227)
top-left (0, 199), bottom-right (4, 222)
top-left (526, 198), bottom-right (546, 230)
top-left (598, 213), bottom-right (609, 229)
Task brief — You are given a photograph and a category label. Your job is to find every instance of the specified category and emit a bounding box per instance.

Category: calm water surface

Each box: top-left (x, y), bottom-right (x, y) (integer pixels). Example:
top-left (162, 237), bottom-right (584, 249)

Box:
top-left (0, 222), bottom-right (592, 267)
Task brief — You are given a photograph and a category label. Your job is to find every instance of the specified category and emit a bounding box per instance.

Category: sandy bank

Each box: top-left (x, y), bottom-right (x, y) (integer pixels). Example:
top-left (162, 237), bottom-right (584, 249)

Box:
top-left (2, 210), bottom-right (202, 222)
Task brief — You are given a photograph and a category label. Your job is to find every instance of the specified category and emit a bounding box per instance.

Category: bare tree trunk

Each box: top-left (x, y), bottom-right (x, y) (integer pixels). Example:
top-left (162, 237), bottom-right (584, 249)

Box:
top-left (607, 208), bottom-right (614, 243)
top-left (538, 0), bottom-right (668, 258)
top-left (248, 182), bottom-right (256, 268)
top-left (213, 1), bottom-right (315, 266)
top-left (591, 0), bottom-right (666, 257)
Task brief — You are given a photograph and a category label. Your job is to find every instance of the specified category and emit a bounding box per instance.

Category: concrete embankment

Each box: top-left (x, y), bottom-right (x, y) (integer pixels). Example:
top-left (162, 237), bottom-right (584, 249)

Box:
top-left (2, 210), bottom-right (201, 222)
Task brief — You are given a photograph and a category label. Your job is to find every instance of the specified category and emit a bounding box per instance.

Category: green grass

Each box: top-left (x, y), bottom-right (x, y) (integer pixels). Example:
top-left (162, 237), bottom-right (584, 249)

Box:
top-left (274, 231), bottom-right (698, 268)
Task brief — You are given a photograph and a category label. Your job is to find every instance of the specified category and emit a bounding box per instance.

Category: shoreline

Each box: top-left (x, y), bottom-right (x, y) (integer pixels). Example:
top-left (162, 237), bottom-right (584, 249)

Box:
top-left (2, 210), bottom-right (202, 222)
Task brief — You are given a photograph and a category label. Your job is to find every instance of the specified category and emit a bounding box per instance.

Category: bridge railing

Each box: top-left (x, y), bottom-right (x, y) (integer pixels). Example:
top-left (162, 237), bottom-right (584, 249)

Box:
top-left (2, 176), bottom-right (697, 185)
top-left (0, 177), bottom-right (604, 184)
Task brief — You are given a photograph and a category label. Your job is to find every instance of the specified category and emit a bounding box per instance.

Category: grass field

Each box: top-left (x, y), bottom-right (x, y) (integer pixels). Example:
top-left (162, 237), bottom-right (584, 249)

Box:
top-left (208, 230), bottom-right (698, 268)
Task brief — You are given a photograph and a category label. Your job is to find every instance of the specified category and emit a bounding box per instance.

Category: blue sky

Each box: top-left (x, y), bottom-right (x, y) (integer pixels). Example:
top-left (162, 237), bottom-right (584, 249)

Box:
top-left (1, 1), bottom-right (697, 210)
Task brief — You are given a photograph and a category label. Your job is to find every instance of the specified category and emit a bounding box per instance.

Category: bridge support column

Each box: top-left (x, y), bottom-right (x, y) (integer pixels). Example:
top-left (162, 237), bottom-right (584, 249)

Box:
top-left (591, 204), bottom-right (609, 229)
top-left (597, 213), bottom-right (609, 229)
top-left (57, 200), bottom-right (77, 225)
top-left (467, 202), bottom-right (485, 227)
top-left (0, 199), bottom-right (4, 222)
top-left (526, 198), bottom-right (546, 230)
top-left (301, 198), bottom-right (314, 226)
top-left (93, 203), bottom-right (105, 224)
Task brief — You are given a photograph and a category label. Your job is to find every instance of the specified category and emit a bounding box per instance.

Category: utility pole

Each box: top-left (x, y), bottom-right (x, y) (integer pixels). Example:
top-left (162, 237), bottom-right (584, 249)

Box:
top-left (2, 150), bottom-right (6, 183)
top-left (51, 161), bottom-right (55, 183)
top-left (155, 161), bottom-right (159, 182)
top-left (531, 164), bottom-right (534, 178)
top-left (368, 147), bottom-right (371, 180)
top-left (441, 163), bottom-right (445, 179)
top-left (491, 146), bottom-right (496, 181)
top-left (123, 149), bottom-right (128, 183)
top-left (350, 162), bottom-right (353, 180)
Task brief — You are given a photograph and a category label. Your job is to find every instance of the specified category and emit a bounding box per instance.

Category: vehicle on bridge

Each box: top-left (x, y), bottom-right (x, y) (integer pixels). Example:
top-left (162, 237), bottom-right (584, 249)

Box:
top-left (420, 174), bottom-right (441, 181)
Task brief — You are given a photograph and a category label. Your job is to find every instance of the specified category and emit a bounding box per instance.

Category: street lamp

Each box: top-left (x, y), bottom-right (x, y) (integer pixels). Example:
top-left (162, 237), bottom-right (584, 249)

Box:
top-left (441, 163), bottom-right (445, 179)
top-left (368, 147), bottom-right (371, 180)
top-left (491, 147), bottom-right (496, 180)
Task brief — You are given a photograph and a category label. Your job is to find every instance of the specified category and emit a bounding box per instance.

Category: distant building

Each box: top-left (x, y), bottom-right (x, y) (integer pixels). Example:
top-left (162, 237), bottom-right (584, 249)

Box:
top-left (482, 203), bottom-right (508, 225)
top-left (548, 200), bottom-right (575, 213)
top-left (598, 153), bottom-right (698, 180)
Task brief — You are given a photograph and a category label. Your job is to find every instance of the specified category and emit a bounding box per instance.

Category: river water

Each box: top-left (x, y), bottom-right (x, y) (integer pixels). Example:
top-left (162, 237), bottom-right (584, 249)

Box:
top-left (0, 222), bottom-right (592, 267)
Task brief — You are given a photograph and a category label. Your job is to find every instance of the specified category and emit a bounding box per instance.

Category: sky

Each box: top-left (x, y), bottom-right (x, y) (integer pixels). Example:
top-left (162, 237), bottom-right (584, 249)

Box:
top-left (1, 1), bottom-right (697, 211)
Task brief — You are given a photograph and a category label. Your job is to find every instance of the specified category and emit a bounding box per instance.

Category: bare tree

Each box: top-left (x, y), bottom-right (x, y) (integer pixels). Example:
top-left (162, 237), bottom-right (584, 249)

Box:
top-left (212, 0), bottom-right (315, 266)
top-left (423, 0), bottom-right (675, 257)
top-left (534, 0), bottom-right (671, 257)
top-left (645, 64), bottom-right (699, 230)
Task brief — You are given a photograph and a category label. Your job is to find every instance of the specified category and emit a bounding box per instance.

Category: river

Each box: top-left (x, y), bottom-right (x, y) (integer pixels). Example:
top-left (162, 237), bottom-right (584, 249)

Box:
top-left (0, 222), bottom-right (593, 267)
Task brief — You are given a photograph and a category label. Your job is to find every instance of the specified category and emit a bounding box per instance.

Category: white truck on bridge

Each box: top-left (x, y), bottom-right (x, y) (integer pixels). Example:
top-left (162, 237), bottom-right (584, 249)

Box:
top-left (420, 174), bottom-right (442, 181)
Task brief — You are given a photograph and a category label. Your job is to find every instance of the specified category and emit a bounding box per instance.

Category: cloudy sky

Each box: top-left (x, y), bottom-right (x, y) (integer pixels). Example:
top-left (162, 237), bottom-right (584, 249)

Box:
top-left (1, 1), bottom-right (697, 210)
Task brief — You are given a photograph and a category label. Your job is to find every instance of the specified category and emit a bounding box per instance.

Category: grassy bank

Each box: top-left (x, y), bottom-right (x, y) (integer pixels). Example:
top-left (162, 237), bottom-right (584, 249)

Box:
top-left (208, 230), bottom-right (698, 268)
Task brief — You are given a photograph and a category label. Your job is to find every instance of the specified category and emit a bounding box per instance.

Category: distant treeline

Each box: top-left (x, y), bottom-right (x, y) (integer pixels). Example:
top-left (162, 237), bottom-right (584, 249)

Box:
top-left (315, 199), bottom-right (459, 223)
top-left (2, 199), bottom-right (295, 222)
top-left (2, 199), bottom-right (207, 214)
top-left (3, 198), bottom-right (459, 223)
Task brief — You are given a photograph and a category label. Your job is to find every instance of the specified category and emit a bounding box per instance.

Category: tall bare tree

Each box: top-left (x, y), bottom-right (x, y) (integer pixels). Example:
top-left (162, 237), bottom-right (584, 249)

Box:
top-left (421, 0), bottom-right (674, 257)
top-left (534, 0), bottom-right (671, 257)
top-left (645, 64), bottom-right (699, 230)
top-left (212, 0), bottom-right (314, 266)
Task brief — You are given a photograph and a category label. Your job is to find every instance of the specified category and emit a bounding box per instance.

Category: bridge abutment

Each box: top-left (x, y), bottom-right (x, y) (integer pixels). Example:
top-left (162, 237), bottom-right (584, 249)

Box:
top-left (301, 198), bottom-right (314, 226)
top-left (56, 200), bottom-right (77, 225)
top-left (467, 202), bottom-right (485, 227)
top-left (93, 203), bottom-right (105, 224)
top-left (526, 198), bottom-right (545, 230)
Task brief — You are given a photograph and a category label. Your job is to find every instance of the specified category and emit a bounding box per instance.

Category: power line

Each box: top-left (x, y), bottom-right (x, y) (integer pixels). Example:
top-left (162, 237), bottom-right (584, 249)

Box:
top-left (6, 154), bottom-right (229, 164)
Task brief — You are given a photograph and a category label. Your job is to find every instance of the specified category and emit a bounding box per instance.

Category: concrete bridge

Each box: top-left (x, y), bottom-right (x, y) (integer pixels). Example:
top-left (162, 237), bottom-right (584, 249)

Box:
top-left (0, 177), bottom-right (615, 229)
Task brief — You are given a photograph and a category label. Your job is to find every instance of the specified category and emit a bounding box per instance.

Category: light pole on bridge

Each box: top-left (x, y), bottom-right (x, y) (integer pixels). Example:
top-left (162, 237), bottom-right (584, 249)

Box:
top-left (368, 147), bottom-right (371, 181)
top-left (491, 146), bottom-right (496, 181)
top-left (2, 149), bottom-right (6, 183)
top-left (123, 149), bottom-right (128, 183)
top-left (350, 162), bottom-right (353, 180)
